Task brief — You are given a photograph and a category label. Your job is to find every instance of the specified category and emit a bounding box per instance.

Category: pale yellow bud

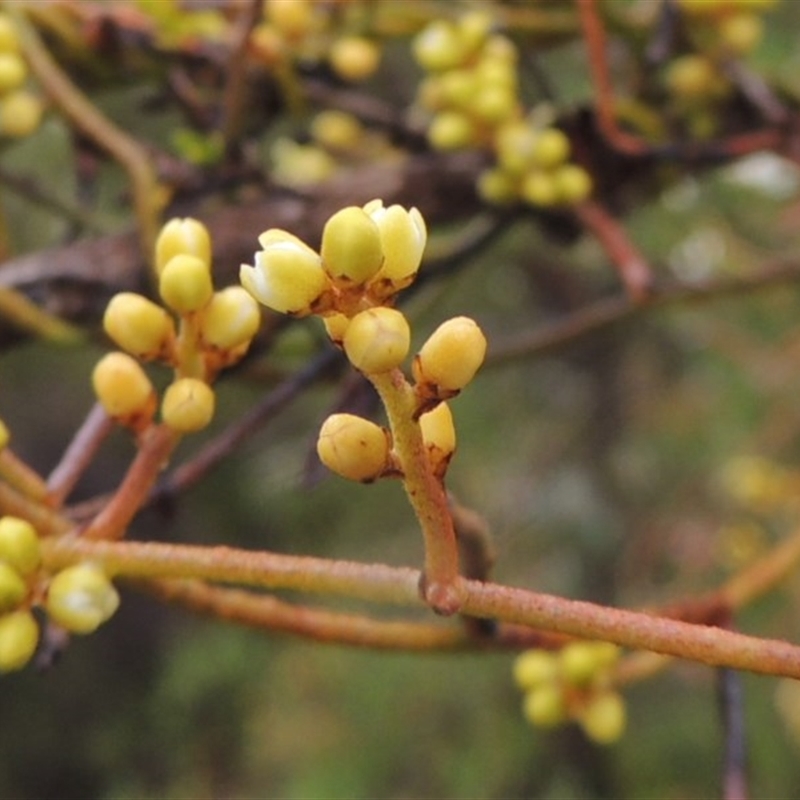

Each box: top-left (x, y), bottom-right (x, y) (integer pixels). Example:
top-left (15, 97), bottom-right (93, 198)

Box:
top-left (513, 649), bottom-right (559, 691)
top-left (0, 610), bottom-right (38, 672)
top-left (560, 641), bottom-right (604, 686)
top-left (329, 36), bottom-right (381, 82)
top-left (321, 206), bottom-right (384, 285)
top-left (0, 15), bottom-right (20, 54)
top-left (0, 418), bottom-right (8, 450)
top-left (0, 562), bottom-right (26, 612)
top-left (414, 316), bottom-right (487, 392)
top-left (413, 20), bottom-right (467, 72)
top-left (523, 684), bottom-right (568, 728)
top-left (103, 292), bottom-right (175, 359)
top-left (92, 352), bottom-right (156, 422)
top-left (530, 128), bottom-right (571, 169)
top-left (322, 312), bottom-right (350, 346)
top-left (200, 286), bottom-right (261, 350)
top-left (317, 413), bottom-right (390, 482)
top-left (240, 231), bottom-right (329, 316)
top-left (553, 164), bottom-right (593, 205)
top-left (343, 307), bottom-right (410, 374)
top-left (419, 402), bottom-right (456, 475)
top-left (0, 90), bottom-right (43, 139)
top-left (159, 254), bottom-right (214, 314)
top-left (0, 52), bottom-right (26, 93)
top-left (364, 200), bottom-right (427, 291)
top-left (578, 691), bottom-right (627, 744)
top-left (265, 0), bottom-right (315, 39)
top-left (0, 517), bottom-right (40, 576)
top-left (155, 217), bottom-right (212, 275)
top-left (161, 378), bottom-right (215, 433)
top-left (46, 563), bottom-right (119, 634)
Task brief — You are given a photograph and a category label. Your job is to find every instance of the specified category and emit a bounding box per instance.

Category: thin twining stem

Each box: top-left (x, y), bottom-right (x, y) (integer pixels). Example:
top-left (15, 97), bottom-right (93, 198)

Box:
top-left (39, 537), bottom-right (800, 678)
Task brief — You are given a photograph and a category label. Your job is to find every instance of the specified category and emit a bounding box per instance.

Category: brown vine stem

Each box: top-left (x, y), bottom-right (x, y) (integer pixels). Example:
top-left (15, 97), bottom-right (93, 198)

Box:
top-left (38, 538), bottom-right (800, 678)
top-left (46, 403), bottom-right (114, 508)
top-left (369, 369), bottom-right (463, 616)
top-left (0, 286), bottom-right (84, 343)
top-left (81, 424), bottom-right (179, 541)
top-left (11, 6), bottom-right (162, 257)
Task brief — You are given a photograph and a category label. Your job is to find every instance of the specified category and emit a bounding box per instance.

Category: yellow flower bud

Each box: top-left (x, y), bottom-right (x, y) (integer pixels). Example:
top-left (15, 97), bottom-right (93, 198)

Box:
top-left (0, 610), bottom-right (38, 672)
top-left (530, 128), bottom-right (571, 169)
top-left (0, 52), bottom-right (26, 94)
top-left (477, 167), bottom-right (519, 205)
top-left (310, 110), bottom-right (363, 152)
top-left (473, 85), bottom-right (517, 125)
top-left (317, 413), bottom-right (390, 482)
top-left (553, 164), bottom-right (593, 205)
top-left (513, 649), bottom-right (559, 691)
top-left (578, 691), bottom-right (627, 744)
top-left (159, 254), bottom-right (214, 314)
top-left (265, 0), bottom-right (315, 39)
top-left (329, 36), bottom-right (381, 82)
top-left (103, 292), bottom-right (175, 359)
top-left (414, 316), bottom-right (487, 392)
top-left (323, 312), bottom-right (350, 346)
top-left (413, 20), bottom-right (467, 72)
top-left (200, 286), bottom-right (261, 350)
top-left (343, 307), bottom-right (410, 374)
top-left (0, 90), bottom-right (43, 138)
top-left (46, 563), bottom-right (119, 634)
top-left (419, 402), bottom-right (456, 475)
top-left (0, 562), bottom-right (26, 612)
top-left (240, 231), bottom-right (329, 316)
top-left (523, 684), bottom-right (568, 728)
top-left (428, 110), bottom-right (477, 151)
top-left (0, 517), bottom-right (40, 576)
top-left (364, 200), bottom-right (427, 292)
top-left (560, 641), bottom-right (604, 686)
top-left (521, 170), bottom-right (559, 207)
top-left (0, 418), bottom-right (9, 450)
top-left (155, 217), bottom-right (212, 275)
top-left (321, 207), bottom-right (384, 285)
top-left (92, 352), bottom-right (156, 422)
top-left (161, 378), bottom-right (215, 433)
top-left (0, 15), bottom-right (20, 54)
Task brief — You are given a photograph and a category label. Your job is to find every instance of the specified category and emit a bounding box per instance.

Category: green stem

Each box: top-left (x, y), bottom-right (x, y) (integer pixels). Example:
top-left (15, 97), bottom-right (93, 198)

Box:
top-left (369, 369), bottom-right (463, 614)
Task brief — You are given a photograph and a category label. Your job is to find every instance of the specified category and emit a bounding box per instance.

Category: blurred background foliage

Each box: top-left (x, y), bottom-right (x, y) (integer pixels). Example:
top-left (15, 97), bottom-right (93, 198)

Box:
top-left (3, 0), bottom-right (800, 797)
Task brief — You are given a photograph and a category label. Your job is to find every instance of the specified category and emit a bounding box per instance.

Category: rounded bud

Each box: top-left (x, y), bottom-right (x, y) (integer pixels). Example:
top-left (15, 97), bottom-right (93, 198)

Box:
top-left (0, 610), bottom-right (38, 672)
top-left (322, 312), bottom-right (350, 346)
top-left (530, 128), bottom-right (571, 169)
top-left (414, 316), bottom-right (487, 392)
top-left (103, 292), bottom-right (175, 359)
top-left (419, 402), bottom-right (456, 474)
top-left (92, 352), bottom-right (156, 422)
top-left (310, 110), bottom-right (363, 152)
top-left (46, 563), bottom-right (119, 634)
top-left (265, 0), bottom-right (315, 39)
top-left (0, 418), bottom-right (9, 450)
top-left (364, 200), bottom-right (427, 291)
top-left (513, 649), bottom-right (560, 691)
top-left (159, 254), bottom-right (214, 314)
top-left (0, 561), bottom-right (26, 612)
top-left (477, 167), bottom-right (519, 205)
top-left (329, 36), bottom-right (381, 82)
top-left (719, 12), bottom-right (763, 56)
top-left (0, 517), bottom-right (40, 576)
top-left (240, 231), bottom-right (329, 316)
top-left (343, 307), bottom-right (411, 374)
top-left (0, 53), bottom-right (26, 94)
top-left (560, 641), bottom-right (604, 686)
top-left (522, 684), bottom-right (568, 728)
top-left (161, 378), bottom-right (215, 433)
top-left (200, 286), bottom-right (261, 351)
top-left (155, 217), bottom-right (211, 275)
top-left (317, 413), bottom-right (390, 482)
top-left (321, 206), bottom-right (384, 285)
top-left (413, 20), bottom-right (467, 72)
top-left (553, 164), bottom-right (592, 205)
top-left (521, 170), bottom-right (559, 207)
top-left (578, 691), bottom-right (627, 744)
top-left (0, 90), bottom-right (43, 138)
top-left (0, 16), bottom-right (21, 54)
top-left (428, 110), bottom-right (477, 151)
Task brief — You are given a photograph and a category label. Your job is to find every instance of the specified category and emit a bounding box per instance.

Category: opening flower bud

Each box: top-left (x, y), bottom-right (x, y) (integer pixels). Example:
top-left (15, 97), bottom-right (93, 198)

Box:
top-left (159, 254), bottom-right (214, 314)
top-left (161, 378), bottom-right (215, 432)
top-left (201, 286), bottom-right (262, 350)
top-left (92, 352), bottom-right (156, 422)
top-left (364, 201), bottom-right (427, 292)
top-left (317, 413), bottom-right (390, 482)
top-left (46, 563), bottom-right (120, 634)
top-left (414, 316), bottom-right (487, 392)
top-left (0, 562), bottom-right (26, 612)
top-left (241, 231), bottom-right (329, 316)
top-left (103, 292), bottom-right (175, 359)
top-left (0, 610), bottom-right (38, 672)
top-left (0, 517), bottom-right (40, 576)
top-left (321, 206), bottom-right (384, 285)
top-left (343, 307), bottom-right (410, 374)
top-left (155, 217), bottom-right (211, 275)
top-left (419, 402), bottom-right (456, 475)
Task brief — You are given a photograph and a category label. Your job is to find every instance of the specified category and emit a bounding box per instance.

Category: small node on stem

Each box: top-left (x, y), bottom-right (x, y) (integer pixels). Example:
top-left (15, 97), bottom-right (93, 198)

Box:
top-left (418, 572), bottom-right (465, 616)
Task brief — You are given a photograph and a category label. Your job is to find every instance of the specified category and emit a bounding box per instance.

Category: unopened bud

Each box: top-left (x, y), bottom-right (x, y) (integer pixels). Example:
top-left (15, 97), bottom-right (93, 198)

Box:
top-left (161, 378), bottom-right (215, 433)
top-left (103, 292), bottom-right (175, 359)
top-left (46, 563), bottom-right (119, 634)
top-left (343, 307), bottom-right (410, 373)
top-left (317, 413), bottom-right (390, 482)
top-left (0, 610), bottom-right (38, 672)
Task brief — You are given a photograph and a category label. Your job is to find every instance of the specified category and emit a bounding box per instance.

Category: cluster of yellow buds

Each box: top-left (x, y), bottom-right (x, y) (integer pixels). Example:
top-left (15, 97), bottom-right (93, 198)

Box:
top-left (0, 515), bottom-right (119, 673)
top-left (412, 10), bottom-right (592, 209)
top-left (413, 11), bottom-right (519, 151)
top-left (480, 117), bottom-right (593, 208)
top-left (720, 455), bottom-right (798, 514)
top-left (250, 0), bottom-right (381, 83)
top-left (0, 13), bottom-right (44, 139)
top-left (513, 641), bottom-right (626, 745)
top-left (240, 200), bottom-right (487, 484)
top-left (133, 0), bottom-right (227, 49)
top-left (94, 217), bottom-right (261, 434)
top-left (663, 0), bottom-right (778, 137)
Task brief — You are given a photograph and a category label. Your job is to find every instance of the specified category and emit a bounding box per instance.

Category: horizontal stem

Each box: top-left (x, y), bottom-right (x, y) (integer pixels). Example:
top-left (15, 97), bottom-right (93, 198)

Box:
top-left (40, 537), bottom-right (800, 678)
